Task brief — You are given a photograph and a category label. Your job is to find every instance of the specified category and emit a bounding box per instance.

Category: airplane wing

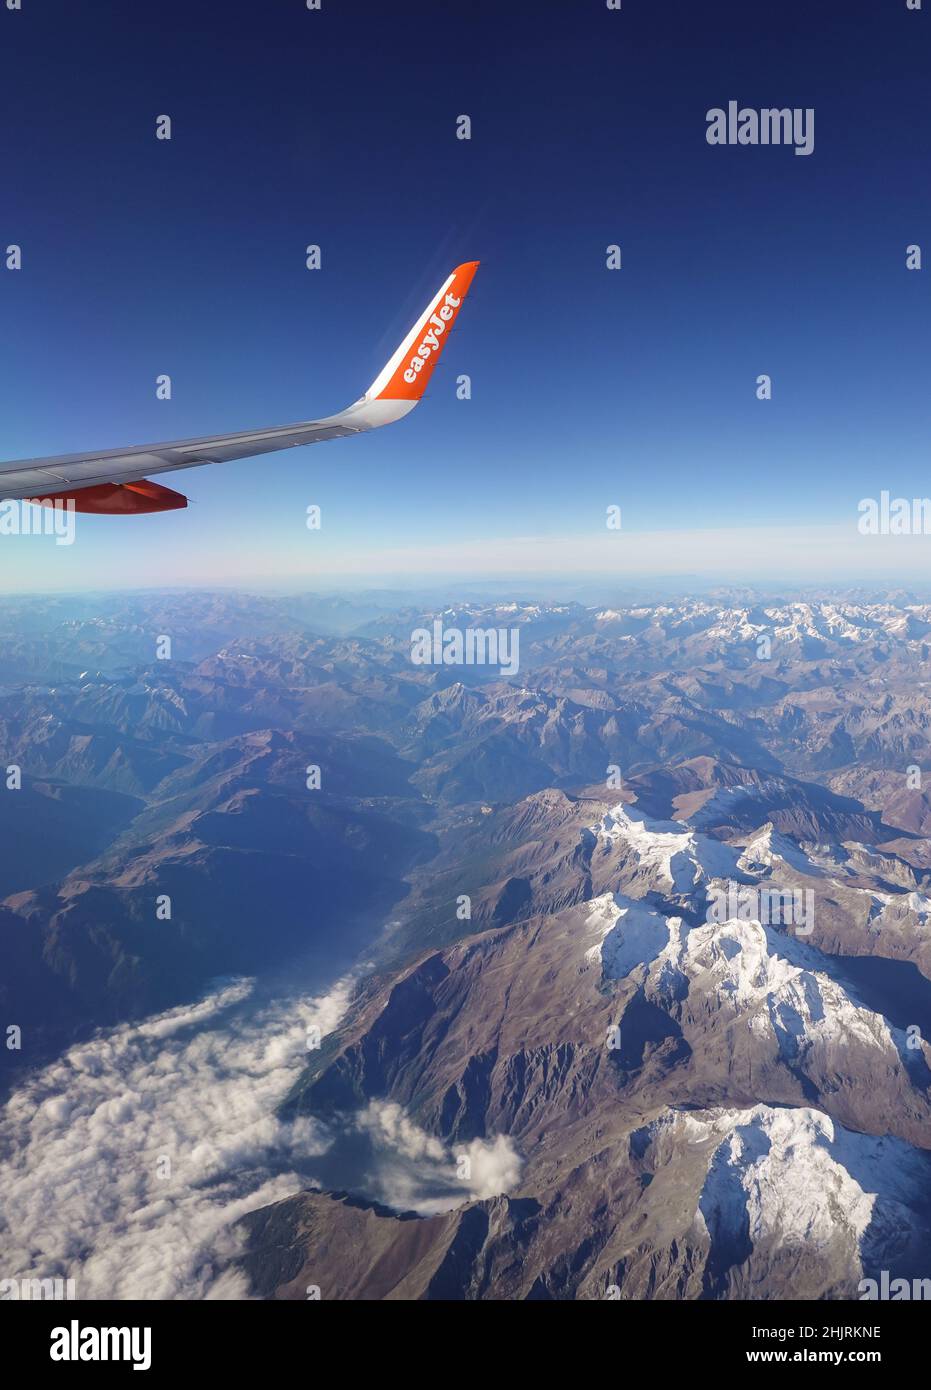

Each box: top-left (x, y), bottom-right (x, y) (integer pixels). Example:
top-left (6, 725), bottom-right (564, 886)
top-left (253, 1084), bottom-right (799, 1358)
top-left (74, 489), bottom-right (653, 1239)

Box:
top-left (0, 260), bottom-right (479, 513)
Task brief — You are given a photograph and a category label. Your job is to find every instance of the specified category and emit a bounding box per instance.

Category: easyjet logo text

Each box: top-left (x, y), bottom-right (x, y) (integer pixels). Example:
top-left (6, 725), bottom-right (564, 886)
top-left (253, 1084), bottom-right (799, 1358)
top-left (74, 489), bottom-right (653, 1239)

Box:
top-left (402, 292), bottom-right (461, 384)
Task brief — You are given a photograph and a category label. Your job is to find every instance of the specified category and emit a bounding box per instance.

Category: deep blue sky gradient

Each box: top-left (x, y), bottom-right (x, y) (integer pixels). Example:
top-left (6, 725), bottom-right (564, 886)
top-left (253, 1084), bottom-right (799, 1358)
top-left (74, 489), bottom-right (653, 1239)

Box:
top-left (1, 0), bottom-right (929, 588)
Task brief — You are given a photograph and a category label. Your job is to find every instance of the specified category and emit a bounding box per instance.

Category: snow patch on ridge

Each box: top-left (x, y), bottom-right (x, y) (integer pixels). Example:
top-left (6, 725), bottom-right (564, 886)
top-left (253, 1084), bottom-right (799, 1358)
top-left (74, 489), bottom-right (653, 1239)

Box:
top-left (646, 1104), bottom-right (931, 1265)
top-left (590, 802), bottom-right (739, 892)
top-left (585, 894), bottom-right (674, 980)
top-left (737, 822), bottom-right (823, 877)
top-left (584, 889), bottom-right (911, 1074)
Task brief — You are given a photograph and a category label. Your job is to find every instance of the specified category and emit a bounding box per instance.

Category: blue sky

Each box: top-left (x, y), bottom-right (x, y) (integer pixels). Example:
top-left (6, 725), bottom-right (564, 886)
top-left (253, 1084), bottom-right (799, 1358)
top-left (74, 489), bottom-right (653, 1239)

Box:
top-left (1, 0), bottom-right (929, 590)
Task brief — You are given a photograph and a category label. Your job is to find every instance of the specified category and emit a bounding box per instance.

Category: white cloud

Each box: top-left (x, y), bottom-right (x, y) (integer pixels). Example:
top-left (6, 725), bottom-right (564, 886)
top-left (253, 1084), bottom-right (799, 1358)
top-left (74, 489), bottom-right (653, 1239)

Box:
top-left (463, 1133), bottom-right (525, 1201)
top-left (352, 1101), bottom-right (523, 1216)
top-left (0, 968), bottom-right (523, 1300)
top-left (0, 972), bottom-right (360, 1300)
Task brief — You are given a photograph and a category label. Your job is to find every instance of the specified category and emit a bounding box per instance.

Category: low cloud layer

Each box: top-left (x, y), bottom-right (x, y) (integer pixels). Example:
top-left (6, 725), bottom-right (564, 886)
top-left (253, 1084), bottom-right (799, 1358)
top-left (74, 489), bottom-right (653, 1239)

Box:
top-left (0, 971), bottom-right (523, 1300)
top-left (0, 973), bottom-right (358, 1299)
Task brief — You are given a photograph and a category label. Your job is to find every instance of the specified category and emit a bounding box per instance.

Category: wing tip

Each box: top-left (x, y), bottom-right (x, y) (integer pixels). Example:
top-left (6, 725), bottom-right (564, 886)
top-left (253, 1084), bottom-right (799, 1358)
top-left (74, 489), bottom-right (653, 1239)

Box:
top-left (370, 260), bottom-right (480, 403)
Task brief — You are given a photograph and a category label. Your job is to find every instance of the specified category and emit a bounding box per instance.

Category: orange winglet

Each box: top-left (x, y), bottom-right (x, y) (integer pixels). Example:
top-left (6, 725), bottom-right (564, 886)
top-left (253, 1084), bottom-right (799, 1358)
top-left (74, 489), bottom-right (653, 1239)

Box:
top-left (370, 261), bottom-right (479, 402)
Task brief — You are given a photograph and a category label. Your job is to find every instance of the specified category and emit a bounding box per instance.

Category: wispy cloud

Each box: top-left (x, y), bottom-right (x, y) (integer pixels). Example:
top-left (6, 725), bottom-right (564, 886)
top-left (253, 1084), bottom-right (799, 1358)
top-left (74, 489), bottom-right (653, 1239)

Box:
top-left (0, 973), bottom-right (359, 1300)
top-left (352, 1101), bottom-right (523, 1216)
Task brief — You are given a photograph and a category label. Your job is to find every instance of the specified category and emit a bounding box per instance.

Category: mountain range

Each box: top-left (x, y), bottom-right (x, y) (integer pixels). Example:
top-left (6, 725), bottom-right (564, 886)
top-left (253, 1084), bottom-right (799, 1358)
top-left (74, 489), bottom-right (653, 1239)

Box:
top-left (4, 588), bottom-right (931, 1299)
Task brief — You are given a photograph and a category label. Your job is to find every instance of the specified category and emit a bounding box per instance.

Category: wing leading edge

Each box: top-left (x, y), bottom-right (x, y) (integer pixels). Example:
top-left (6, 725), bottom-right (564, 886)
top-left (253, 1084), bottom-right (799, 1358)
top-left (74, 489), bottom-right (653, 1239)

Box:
top-left (1, 260), bottom-right (479, 513)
